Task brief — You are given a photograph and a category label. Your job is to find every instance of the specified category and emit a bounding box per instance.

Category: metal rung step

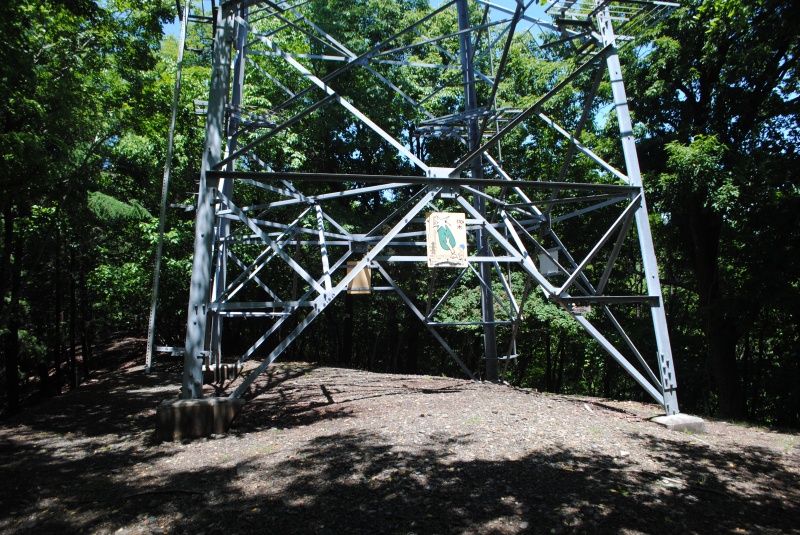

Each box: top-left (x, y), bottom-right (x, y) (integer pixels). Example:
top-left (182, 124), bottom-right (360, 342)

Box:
top-left (216, 311), bottom-right (291, 317)
top-left (156, 346), bottom-right (186, 356)
top-left (559, 295), bottom-right (661, 306)
top-left (426, 321), bottom-right (514, 326)
top-left (484, 354), bottom-right (518, 361)
top-left (194, 100), bottom-right (208, 115)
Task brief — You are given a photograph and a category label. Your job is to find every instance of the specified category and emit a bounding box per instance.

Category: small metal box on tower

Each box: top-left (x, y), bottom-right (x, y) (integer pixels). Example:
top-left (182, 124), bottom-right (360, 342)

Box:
top-left (346, 261), bottom-right (372, 294)
top-left (539, 248), bottom-right (560, 276)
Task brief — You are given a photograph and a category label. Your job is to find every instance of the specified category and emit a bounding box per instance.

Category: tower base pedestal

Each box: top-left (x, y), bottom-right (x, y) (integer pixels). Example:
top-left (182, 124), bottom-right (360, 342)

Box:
top-left (651, 413), bottom-right (706, 434)
top-left (156, 397), bottom-right (245, 441)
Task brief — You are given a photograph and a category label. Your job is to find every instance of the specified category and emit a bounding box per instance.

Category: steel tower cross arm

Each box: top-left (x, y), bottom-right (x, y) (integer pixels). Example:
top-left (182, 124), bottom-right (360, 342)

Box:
top-left (215, 189), bottom-right (326, 295)
top-left (250, 32), bottom-right (430, 173)
top-left (448, 44), bottom-right (611, 178)
top-left (478, 2), bottom-right (522, 139)
top-left (249, 0), bottom-right (459, 119)
top-left (229, 188), bottom-right (442, 399)
top-left (376, 264), bottom-right (478, 381)
top-left (221, 0), bottom-right (284, 15)
top-left (459, 188), bottom-right (671, 408)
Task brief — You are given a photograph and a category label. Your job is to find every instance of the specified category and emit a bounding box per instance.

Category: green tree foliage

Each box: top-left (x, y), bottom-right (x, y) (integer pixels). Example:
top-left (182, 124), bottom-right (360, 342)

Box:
top-left (628, 0), bottom-right (800, 422)
top-left (0, 0), bottom-right (174, 412)
top-left (4, 0), bottom-right (799, 427)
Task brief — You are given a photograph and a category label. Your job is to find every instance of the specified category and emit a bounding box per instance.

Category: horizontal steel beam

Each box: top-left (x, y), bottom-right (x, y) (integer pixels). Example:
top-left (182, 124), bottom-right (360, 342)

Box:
top-left (206, 170), bottom-right (639, 194)
top-left (372, 255), bottom-right (522, 262)
top-left (557, 295), bottom-right (661, 306)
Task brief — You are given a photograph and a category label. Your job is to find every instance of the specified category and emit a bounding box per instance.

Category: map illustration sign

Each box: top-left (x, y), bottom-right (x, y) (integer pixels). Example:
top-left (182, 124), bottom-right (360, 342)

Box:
top-left (426, 212), bottom-right (468, 267)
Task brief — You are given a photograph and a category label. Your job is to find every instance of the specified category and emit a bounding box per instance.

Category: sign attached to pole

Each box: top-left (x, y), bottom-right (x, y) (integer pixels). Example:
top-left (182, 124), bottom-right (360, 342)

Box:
top-left (426, 212), bottom-right (468, 267)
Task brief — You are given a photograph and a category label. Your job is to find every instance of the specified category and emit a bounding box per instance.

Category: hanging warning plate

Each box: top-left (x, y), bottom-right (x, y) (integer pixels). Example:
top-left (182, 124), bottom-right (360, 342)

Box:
top-left (426, 212), bottom-right (468, 268)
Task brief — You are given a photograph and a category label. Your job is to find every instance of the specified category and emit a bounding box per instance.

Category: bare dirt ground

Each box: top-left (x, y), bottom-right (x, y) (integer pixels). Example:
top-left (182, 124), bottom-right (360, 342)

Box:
top-left (0, 337), bottom-right (798, 534)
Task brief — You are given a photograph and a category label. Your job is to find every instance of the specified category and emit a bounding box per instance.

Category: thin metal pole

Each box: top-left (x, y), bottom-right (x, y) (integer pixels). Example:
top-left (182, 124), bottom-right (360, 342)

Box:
top-left (457, 0), bottom-right (498, 381)
top-left (145, 0), bottom-right (191, 373)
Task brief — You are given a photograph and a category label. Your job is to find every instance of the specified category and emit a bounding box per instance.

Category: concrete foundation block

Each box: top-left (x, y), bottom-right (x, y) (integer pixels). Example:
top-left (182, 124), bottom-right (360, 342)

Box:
top-left (156, 397), bottom-right (245, 441)
top-left (651, 413), bottom-right (706, 434)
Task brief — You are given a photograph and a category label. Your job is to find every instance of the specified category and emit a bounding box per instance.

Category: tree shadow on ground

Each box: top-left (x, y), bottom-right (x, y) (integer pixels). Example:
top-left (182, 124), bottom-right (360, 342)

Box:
top-left (0, 351), bottom-right (185, 533)
top-left (2, 352), bottom-right (797, 534)
top-left (178, 431), bottom-right (799, 534)
top-left (5, 358), bottom-right (183, 437)
top-left (3, 426), bottom-right (797, 534)
top-left (235, 364), bottom-right (470, 432)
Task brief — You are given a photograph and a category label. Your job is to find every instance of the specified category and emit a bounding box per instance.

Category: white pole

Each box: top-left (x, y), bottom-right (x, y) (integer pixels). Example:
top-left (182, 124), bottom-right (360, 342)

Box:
top-left (145, 1), bottom-right (191, 373)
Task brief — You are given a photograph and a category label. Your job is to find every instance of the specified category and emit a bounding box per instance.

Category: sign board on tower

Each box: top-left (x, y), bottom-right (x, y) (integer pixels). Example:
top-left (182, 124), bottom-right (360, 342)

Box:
top-left (426, 212), bottom-right (468, 268)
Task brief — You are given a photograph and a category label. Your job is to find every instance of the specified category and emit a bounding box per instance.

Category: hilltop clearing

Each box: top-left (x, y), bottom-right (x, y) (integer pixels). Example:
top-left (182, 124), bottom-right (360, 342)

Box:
top-left (0, 338), bottom-right (798, 534)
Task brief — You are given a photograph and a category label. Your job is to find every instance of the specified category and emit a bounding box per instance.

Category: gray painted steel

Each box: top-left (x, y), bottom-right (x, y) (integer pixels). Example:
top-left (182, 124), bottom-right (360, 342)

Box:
top-left (167, 0), bottom-right (681, 415)
top-left (182, 7), bottom-right (234, 399)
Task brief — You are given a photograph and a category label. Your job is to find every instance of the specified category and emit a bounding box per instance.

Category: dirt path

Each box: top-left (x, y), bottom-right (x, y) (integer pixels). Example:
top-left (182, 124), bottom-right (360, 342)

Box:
top-left (0, 338), bottom-right (798, 534)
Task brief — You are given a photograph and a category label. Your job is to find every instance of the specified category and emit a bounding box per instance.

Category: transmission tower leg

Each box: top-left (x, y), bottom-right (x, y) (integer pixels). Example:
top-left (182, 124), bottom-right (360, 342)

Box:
top-left (210, 6), bottom-right (248, 367)
top-left (182, 8), bottom-right (234, 399)
top-left (457, 0), bottom-right (498, 381)
top-left (598, 9), bottom-right (679, 414)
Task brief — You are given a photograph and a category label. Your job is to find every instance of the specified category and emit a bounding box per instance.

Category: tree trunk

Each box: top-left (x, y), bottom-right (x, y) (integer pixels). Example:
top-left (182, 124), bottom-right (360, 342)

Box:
top-left (555, 335), bottom-right (566, 394)
top-left (0, 201), bottom-right (12, 318)
top-left (392, 320), bottom-right (405, 374)
top-left (753, 326), bottom-right (766, 420)
top-left (54, 246), bottom-right (64, 391)
top-left (688, 205), bottom-right (747, 419)
top-left (513, 339), bottom-right (531, 387)
top-left (3, 230), bottom-right (23, 414)
top-left (404, 315), bottom-right (418, 375)
top-left (707, 311), bottom-right (747, 419)
top-left (545, 325), bottom-right (553, 392)
top-left (69, 248), bottom-right (77, 389)
top-left (603, 354), bottom-right (612, 399)
top-left (3, 310), bottom-right (21, 414)
top-left (80, 261), bottom-right (91, 379)
top-left (341, 293), bottom-right (354, 366)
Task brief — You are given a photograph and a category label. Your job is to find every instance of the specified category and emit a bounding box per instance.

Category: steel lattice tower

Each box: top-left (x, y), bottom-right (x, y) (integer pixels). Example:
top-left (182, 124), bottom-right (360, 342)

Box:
top-left (169, 0), bottom-right (681, 415)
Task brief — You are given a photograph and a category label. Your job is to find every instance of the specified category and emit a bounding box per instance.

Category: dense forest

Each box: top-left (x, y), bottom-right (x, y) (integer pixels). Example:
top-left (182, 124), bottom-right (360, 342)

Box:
top-left (1, 0), bottom-right (798, 426)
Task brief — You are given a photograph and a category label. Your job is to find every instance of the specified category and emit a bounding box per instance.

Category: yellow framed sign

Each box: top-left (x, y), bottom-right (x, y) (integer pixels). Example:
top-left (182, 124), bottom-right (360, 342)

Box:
top-left (426, 212), bottom-right (468, 267)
